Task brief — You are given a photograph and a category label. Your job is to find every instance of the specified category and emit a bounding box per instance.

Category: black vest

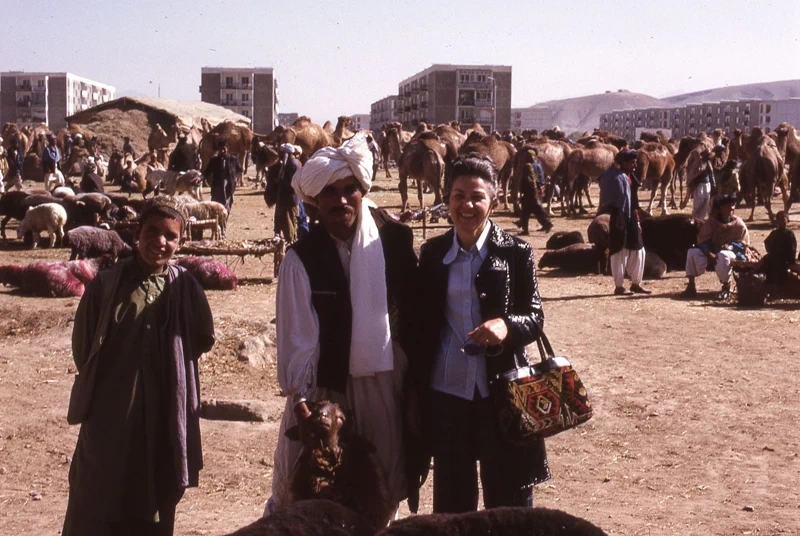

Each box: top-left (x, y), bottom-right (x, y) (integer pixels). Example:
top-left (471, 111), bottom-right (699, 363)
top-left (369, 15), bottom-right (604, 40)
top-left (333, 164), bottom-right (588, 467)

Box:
top-left (291, 208), bottom-right (416, 393)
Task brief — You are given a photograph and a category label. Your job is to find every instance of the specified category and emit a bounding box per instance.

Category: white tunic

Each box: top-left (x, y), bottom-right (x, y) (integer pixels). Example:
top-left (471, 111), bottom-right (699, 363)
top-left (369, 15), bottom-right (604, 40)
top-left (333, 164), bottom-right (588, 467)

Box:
top-left (266, 248), bottom-right (407, 514)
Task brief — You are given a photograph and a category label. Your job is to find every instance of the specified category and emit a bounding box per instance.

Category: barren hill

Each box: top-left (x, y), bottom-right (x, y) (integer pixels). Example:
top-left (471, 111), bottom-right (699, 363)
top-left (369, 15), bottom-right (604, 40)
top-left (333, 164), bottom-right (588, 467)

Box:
top-left (664, 79), bottom-right (800, 105)
top-left (531, 90), bottom-right (670, 134)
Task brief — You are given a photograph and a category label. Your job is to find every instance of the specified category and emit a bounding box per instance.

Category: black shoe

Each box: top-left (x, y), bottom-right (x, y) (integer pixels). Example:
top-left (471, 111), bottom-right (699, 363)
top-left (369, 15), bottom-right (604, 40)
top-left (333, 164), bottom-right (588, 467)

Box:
top-left (614, 287), bottom-right (628, 296)
top-left (681, 284), bottom-right (697, 298)
top-left (630, 284), bottom-right (652, 295)
top-left (539, 223), bottom-right (554, 233)
top-left (512, 220), bottom-right (523, 228)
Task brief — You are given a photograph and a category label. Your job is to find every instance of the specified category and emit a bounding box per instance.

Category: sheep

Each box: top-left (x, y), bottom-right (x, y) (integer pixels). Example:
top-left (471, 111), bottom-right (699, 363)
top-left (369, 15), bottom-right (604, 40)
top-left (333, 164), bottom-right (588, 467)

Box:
top-left (644, 251), bottom-right (667, 279)
top-left (106, 193), bottom-right (146, 213)
top-left (61, 193), bottom-right (116, 227)
top-left (173, 256), bottom-right (238, 290)
top-left (17, 203), bottom-right (67, 248)
top-left (538, 243), bottom-right (603, 274)
top-left (587, 214), bottom-right (610, 251)
top-left (376, 506), bottom-right (609, 536)
top-left (545, 230), bottom-right (585, 250)
top-left (0, 191), bottom-right (55, 240)
top-left (65, 226), bottom-right (132, 260)
top-left (0, 258), bottom-right (113, 298)
top-left (285, 400), bottom-right (394, 531)
top-left (640, 214), bottom-right (700, 271)
top-left (145, 169), bottom-right (203, 199)
top-left (223, 499), bottom-right (374, 536)
top-left (181, 200), bottom-right (228, 240)
top-left (52, 186), bottom-right (76, 198)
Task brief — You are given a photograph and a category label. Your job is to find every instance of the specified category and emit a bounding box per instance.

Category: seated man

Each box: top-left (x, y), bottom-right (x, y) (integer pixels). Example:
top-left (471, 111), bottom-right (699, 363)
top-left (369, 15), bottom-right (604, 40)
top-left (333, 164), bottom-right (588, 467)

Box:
top-left (682, 194), bottom-right (749, 300)
top-left (752, 210), bottom-right (797, 298)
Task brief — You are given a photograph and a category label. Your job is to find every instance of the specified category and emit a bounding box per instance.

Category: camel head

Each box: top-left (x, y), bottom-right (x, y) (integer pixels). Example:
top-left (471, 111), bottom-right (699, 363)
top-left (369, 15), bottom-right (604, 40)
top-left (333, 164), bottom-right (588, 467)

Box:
top-left (465, 131), bottom-right (484, 144)
top-left (336, 116), bottom-right (354, 129)
top-left (449, 120), bottom-right (461, 130)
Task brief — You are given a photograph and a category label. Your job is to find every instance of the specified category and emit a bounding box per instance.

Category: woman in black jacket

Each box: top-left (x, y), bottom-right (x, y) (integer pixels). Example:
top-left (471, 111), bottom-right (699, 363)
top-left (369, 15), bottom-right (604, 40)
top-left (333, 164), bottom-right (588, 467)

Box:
top-left (409, 153), bottom-right (549, 513)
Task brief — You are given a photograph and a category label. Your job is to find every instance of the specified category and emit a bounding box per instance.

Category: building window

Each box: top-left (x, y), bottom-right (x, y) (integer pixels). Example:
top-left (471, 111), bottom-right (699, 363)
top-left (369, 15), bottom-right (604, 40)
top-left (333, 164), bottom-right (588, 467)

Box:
top-left (460, 73), bottom-right (471, 83)
top-left (242, 77), bottom-right (249, 87)
top-left (477, 90), bottom-right (492, 101)
top-left (225, 76), bottom-right (233, 88)
top-left (225, 93), bottom-right (233, 103)
top-left (765, 116), bottom-right (771, 124)
top-left (458, 90), bottom-right (475, 106)
top-left (242, 93), bottom-right (249, 102)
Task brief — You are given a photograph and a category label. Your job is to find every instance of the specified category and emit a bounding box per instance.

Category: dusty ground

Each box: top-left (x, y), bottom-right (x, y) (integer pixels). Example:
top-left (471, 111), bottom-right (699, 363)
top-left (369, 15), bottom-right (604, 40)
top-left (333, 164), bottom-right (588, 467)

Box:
top-left (0, 170), bottom-right (799, 536)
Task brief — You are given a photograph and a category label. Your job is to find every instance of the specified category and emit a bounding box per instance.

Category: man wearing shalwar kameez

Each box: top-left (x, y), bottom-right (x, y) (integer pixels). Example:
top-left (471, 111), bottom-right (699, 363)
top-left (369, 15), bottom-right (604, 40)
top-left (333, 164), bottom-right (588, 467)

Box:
top-left (598, 149), bottom-right (651, 296)
top-left (63, 196), bottom-right (215, 536)
top-left (266, 132), bottom-right (418, 516)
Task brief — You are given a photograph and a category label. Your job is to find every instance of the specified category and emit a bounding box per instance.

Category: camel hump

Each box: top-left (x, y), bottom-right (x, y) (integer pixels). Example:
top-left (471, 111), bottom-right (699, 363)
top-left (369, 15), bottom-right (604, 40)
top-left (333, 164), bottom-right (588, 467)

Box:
top-left (417, 131), bottom-right (438, 141)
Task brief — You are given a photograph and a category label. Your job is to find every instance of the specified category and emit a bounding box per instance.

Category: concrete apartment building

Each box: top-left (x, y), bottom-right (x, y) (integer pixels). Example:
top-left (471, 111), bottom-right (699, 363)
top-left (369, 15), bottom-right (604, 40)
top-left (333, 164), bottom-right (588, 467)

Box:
top-left (0, 71), bottom-right (115, 129)
top-left (370, 95), bottom-right (399, 129)
top-left (599, 98), bottom-right (800, 140)
top-left (278, 113), bottom-right (299, 127)
top-left (511, 106), bottom-right (555, 132)
top-left (350, 113), bottom-right (370, 131)
top-left (396, 64), bottom-right (512, 132)
top-left (200, 67), bottom-right (278, 134)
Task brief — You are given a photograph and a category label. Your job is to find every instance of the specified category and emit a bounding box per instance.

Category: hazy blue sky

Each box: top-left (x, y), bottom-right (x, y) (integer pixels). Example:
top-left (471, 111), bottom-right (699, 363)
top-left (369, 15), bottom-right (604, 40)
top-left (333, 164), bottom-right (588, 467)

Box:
top-left (5, 0), bottom-right (799, 125)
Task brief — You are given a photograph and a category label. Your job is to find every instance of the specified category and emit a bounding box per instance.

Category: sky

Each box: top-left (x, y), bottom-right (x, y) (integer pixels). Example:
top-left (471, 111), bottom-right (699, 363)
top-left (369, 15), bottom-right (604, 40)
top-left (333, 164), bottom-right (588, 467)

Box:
top-left (5, 0), bottom-right (800, 125)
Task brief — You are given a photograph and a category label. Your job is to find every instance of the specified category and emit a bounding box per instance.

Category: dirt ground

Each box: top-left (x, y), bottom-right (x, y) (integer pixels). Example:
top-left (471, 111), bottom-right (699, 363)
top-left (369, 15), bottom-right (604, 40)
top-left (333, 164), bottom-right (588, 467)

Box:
top-left (0, 170), bottom-right (799, 536)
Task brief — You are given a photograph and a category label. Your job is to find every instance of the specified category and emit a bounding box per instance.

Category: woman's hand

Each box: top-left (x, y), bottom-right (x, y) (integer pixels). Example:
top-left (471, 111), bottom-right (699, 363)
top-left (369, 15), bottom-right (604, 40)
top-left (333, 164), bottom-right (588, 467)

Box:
top-left (468, 318), bottom-right (509, 347)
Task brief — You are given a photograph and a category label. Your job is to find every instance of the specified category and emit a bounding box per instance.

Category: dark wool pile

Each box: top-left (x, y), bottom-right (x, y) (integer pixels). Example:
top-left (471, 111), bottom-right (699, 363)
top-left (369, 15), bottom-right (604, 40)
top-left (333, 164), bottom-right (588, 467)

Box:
top-left (174, 256), bottom-right (237, 290)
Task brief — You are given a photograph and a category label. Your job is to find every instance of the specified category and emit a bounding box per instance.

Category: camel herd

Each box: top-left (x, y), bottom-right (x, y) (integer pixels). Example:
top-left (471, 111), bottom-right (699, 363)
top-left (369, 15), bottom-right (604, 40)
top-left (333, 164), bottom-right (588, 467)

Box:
top-left (4, 115), bottom-right (799, 223)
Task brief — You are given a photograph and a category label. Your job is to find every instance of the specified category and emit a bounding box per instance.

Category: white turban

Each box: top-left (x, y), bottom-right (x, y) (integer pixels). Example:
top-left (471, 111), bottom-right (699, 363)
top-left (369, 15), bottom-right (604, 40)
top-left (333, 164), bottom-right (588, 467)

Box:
top-left (291, 132), bottom-right (373, 206)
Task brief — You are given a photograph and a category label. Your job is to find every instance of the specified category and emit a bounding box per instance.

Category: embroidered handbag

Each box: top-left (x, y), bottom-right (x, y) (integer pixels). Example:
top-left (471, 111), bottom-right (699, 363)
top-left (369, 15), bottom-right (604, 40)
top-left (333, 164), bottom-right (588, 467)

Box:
top-left (491, 331), bottom-right (593, 445)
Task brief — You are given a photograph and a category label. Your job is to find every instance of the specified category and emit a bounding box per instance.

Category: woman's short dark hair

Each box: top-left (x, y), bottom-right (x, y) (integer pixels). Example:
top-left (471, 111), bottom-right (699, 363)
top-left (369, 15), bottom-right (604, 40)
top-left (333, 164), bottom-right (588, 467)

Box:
top-left (446, 152), bottom-right (499, 201)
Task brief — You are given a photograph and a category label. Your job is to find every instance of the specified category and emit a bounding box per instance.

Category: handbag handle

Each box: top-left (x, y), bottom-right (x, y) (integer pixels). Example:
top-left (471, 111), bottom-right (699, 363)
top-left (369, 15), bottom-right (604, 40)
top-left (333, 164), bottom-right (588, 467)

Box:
top-left (534, 329), bottom-right (556, 363)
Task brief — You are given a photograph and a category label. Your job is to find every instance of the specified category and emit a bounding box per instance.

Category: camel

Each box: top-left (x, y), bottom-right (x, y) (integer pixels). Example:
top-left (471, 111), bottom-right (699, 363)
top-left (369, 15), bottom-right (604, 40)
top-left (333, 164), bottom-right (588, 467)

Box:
top-left (742, 127), bottom-right (787, 223)
top-left (332, 116), bottom-right (355, 147)
top-left (772, 122), bottom-right (800, 165)
top-left (464, 123), bottom-right (487, 138)
top-left (250, 135), bottom-right (280, 187)
top-left (381, 122), bottom-right (413, 178)
top-left (635, 143), bottom-right (676, 215)
top-left (511, 139), bottom-right (572, 215)
top-left (561, 141), bottom-right (618, 217)
top-left (263, 116), bottom-right (332, 163)
top-left (398, 132), bottom-right (446, 211)
top-left (198, 121), bottom-right (254, 182)
top-left (459, 133), bottom-right (517, 210)
top-left (432, 123), bottom-right (466, 164)
top-left (728, 129), bottom-right (749, 163)
top-left (580, 130), bottom-right (629, 151)
top-left (1, 123), bottom-right (29, 153)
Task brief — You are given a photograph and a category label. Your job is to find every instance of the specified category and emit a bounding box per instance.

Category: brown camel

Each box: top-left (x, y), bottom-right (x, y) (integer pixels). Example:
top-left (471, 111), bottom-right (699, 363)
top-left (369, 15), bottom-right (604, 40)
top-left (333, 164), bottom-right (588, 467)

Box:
top-left (2, 123), bottom-right (29, 153)
top-left (381, 122), bottom-right (413, 178)
top-left (331, 116), bottom-right (355, 146)
top-left (459, 134), bottom-right (517, 210)
top-left (742, 127), bottom-right (787, 222)
top-left (432, 123), bottom-right (466, 164)
top-left (772, 122), bottom-right (800, 165)
top-left (263, 116), bottom-right (332, 162)
top-left (636, 142), bottom-right (676, 215)
top-left (562, 141), bottom-right (618, 217)
top-left (398, 132), bottom-right (446, 211)
top-left (198, 121), bottom-right (254, 180)
top-left (728, 129), bottom-right (749, 163)
top-left (464, 123), bottom-right (487, 138)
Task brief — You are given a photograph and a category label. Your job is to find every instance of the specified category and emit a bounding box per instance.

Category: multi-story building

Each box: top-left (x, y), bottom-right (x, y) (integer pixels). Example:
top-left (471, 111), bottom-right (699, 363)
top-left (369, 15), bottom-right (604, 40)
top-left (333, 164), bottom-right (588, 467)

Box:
top-left (370, 95), bottom-right (399, 129)
top-left (200, 67), bottom-right (278, 134)
top-left (396, 64), bottom-right (512, 132)
top-left (597, 98), bottom-right (800, 139)
top-left (350, 113), bottom-right (370, 131)
top-left (278, 112), bottom-right (299, 127)
top-left (510, 106), bottom-right (554, 132)
top-left (0, 71), bottom-right (115, 129)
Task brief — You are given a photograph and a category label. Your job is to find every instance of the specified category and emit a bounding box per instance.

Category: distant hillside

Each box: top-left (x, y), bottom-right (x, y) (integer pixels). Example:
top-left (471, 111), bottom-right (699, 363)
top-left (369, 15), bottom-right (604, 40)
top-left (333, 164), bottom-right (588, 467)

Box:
top-left (664, 79), bottom-right (800, 105)
top-left (531, 91), bottom-right (670, 133)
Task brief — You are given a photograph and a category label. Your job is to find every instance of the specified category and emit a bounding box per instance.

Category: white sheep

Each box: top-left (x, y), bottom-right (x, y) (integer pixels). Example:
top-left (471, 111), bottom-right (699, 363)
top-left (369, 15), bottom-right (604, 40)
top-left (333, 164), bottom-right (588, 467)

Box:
top-left (17, 203), bottom-right (68, 248)
top-left (52, 186), bottom-right (76, 198)
top-left (182, 200), bottom-right (228, 240)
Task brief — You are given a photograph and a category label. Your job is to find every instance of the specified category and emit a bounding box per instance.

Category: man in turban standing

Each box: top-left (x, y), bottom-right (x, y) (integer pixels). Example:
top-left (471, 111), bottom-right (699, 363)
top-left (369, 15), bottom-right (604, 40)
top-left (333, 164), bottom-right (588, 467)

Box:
top-left (266, 133), bottom-right (418, 517)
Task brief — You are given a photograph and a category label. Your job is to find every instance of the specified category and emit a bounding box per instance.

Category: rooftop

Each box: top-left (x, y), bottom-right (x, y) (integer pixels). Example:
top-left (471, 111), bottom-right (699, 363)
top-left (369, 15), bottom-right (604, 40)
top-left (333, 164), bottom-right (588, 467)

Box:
top-left (399, 64), bottom-right (512, 85)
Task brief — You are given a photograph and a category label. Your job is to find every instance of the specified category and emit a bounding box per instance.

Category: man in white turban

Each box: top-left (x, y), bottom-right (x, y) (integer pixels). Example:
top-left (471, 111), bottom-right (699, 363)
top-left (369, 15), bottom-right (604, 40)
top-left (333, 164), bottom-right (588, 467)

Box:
top-left (266, 132), bottom-right (418, 516)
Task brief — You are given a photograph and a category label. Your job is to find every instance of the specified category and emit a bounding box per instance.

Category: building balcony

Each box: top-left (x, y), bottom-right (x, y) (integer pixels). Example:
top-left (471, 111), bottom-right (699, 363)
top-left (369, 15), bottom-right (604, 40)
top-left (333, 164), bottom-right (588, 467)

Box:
top-left (458, 80), bottom-right (493, 89)
top-left (16, 85), bottom-right (32, 92)
top-left (222, 83), bottom-right (251, 90)
top-left (420, 101), bottom-right (428, 108)
top-left (404, 106), bottom-right (411, 112)
top-left (420, 84), bottom-right (428, 91)
top-left (411, 103), bottom-right (418, 110)
top-left (31, 86), bottom-right (46, 93)
top-left (475, 98), bottom-right (493, 106)
top-left (16, 100), bottom-right (31, 107)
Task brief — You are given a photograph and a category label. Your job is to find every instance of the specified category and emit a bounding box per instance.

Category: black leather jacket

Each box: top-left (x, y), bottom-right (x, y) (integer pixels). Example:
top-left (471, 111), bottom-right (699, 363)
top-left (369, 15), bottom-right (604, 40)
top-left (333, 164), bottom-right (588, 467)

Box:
top-left (412, 220), bottom-right (544, 387)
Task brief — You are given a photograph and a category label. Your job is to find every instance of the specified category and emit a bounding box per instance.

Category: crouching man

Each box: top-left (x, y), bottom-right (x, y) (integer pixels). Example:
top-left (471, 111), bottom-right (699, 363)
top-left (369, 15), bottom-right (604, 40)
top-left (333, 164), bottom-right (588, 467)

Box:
top-left (63, 196), bottom-right (215, 536)
top-left (266, 132), bottom-right (418, 517)
top-left (682, 194), bottom-right (749, 300)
